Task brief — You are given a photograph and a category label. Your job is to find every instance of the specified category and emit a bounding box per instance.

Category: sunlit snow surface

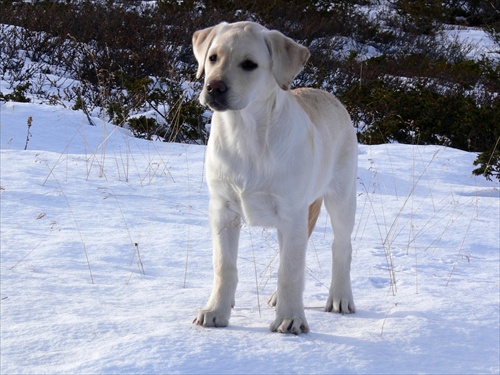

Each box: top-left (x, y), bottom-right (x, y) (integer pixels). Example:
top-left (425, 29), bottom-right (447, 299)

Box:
top-left (1, 101), bottom-right (498, 374)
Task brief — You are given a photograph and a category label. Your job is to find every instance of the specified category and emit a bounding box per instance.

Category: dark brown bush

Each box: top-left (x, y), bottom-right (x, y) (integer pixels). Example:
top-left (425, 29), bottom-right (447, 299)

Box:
top-left (0, 0), bottom-right (498, 177)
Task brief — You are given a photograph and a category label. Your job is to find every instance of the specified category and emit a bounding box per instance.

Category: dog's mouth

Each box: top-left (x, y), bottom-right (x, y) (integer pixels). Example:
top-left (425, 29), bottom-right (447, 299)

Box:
top-left (201, 88), bottom-right (245, 112)
top-left (200, 90), bottom-right (229, 112)
top-left (206, 98), bottom-right (229, 112)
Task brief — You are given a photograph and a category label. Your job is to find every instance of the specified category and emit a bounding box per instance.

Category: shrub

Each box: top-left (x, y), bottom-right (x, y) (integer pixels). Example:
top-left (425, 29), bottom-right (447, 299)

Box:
top-left (0, 0), bottom-right (498, 176)
top-left (0, 82), bottom-right (31, 102)
top-left (342, 80), bottom-right (499, 153)
top-left (473, 144), bottom-right (500, 181)
top-left (128, 116), bottom-right (165, 141)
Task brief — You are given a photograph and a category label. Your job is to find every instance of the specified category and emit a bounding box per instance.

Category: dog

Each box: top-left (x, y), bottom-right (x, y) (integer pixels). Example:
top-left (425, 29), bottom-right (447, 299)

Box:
top-left (192, 21), bottom-right (357, 334)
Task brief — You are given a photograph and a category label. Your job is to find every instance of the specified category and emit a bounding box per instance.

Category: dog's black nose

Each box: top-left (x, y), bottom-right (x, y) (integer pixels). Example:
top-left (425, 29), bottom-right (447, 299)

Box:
top-left (206, 80), bottom-right (227, 95)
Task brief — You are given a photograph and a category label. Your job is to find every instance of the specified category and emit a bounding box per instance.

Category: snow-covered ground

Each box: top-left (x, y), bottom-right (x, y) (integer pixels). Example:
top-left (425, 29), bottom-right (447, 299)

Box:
top-left (1, 100), bottom-right (498, 374)
top-left (443, 25), bottom-right (499, 61)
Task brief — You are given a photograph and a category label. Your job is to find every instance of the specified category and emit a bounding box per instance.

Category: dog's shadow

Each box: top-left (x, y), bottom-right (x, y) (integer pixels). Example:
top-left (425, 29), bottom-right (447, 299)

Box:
top-left (221, 307), bottom-right (384, 342)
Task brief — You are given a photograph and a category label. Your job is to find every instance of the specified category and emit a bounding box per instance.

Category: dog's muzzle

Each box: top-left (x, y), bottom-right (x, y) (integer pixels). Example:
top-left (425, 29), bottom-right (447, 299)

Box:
top-left (204, 80), bottom-right (229, 111)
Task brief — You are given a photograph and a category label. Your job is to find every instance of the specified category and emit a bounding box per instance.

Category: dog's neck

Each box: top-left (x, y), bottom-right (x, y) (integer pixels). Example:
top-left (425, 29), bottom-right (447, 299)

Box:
top-left (211, 88), bottom-right (306, 160)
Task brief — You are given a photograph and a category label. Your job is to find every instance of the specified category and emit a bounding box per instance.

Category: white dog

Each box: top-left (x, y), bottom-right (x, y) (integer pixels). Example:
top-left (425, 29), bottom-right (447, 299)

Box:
top-left (192, 21), bottom-right (357, 334)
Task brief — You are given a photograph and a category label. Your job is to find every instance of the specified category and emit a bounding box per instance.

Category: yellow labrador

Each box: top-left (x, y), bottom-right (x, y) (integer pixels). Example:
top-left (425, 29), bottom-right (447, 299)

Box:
top-left (192, 21), bottom-right (357, 334)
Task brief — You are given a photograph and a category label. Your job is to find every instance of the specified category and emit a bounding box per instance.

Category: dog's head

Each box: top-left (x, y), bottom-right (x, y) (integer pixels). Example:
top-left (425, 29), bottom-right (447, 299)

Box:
top-left (193, 21), bottom-right (310, 112)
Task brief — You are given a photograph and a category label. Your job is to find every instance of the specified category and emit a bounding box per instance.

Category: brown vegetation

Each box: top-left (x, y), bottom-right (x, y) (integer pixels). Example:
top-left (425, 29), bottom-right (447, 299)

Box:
top-left (0, 0), bottom-right (499, 178)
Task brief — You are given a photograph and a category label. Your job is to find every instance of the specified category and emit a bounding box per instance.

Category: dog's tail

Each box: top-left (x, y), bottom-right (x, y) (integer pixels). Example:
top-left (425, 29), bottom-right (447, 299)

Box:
top-left (308, 198), bottom-right (323, 237)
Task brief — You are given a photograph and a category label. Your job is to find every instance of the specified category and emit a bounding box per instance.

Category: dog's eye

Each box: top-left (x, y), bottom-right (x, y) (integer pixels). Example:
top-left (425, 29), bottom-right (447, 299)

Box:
top-left (209, 54), bottom-right (217, 63)
top-left (241, 60), bottom-right (258, 71)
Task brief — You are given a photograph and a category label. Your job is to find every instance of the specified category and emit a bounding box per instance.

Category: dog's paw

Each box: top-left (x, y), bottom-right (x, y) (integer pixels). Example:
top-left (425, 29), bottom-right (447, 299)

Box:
top-left (325, 295), bottom-right (356, 314)
top-left (193, 309), bottom-right (230, 328)
top-left (270, 316), bottom-right (309, 335)
top-left (267, 291), bottom-right (277, 307)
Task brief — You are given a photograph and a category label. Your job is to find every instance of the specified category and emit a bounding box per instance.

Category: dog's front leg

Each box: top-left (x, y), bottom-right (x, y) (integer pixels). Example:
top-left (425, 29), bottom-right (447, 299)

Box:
top-left (194, 200), bottom-right (241, 328)
top-left (270, 213), bottom-right (309, 334)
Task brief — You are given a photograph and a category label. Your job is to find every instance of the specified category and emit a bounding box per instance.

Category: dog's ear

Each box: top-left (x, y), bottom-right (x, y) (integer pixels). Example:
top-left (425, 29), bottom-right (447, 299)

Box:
top-left (193, 23), bottom-right (225, 79)
top-left (264, 30), bottom-right (310, 91)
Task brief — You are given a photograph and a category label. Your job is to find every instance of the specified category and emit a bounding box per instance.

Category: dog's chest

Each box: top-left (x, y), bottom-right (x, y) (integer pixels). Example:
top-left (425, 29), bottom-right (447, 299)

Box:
top-left (208, 150), bottom-right (291, 227)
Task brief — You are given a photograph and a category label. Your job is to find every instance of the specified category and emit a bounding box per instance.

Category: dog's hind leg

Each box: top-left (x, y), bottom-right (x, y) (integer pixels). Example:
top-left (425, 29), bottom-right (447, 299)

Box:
top-left (308, 197), bottom-right (323, 237)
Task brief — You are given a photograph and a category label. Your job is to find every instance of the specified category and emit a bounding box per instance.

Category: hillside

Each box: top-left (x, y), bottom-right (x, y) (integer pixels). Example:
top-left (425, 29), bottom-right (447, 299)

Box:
top-left (1, 0), bottom-right (499, 177)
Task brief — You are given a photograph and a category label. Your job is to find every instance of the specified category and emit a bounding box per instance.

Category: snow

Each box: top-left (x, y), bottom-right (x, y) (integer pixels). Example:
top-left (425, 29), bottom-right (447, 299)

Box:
top-left (442, 26), bottom-right (499, 61)
top-left (1, 100), bottom-right (498, 374)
